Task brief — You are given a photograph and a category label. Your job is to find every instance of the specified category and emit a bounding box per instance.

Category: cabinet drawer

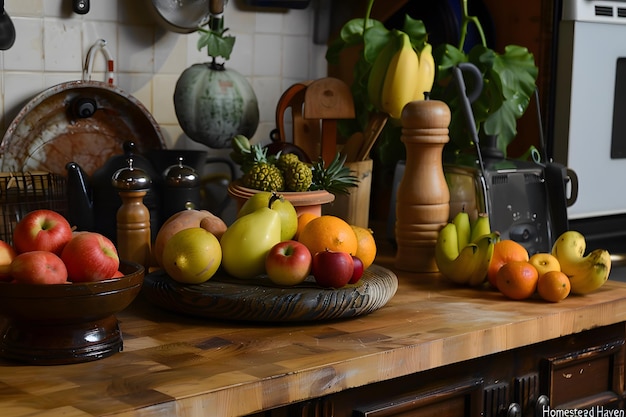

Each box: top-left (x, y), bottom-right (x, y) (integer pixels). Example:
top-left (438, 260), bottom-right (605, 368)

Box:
top-left (542, 339), bottom-right (624, 408)
top-left (352, 379), bottom-right (483, 417)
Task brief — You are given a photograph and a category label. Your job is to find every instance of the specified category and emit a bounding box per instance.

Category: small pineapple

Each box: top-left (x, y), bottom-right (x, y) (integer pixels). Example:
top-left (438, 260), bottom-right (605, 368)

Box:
top-left (242, 163), bottom-right (285, 191)
top-left (238, 143), bottom-right (285, 191)
top-left (284, 161), bottom-right (313, 192)
top-left (276, 153), bottom-right (300, 172)
top-left (310, 153), bottom-right (360, 195)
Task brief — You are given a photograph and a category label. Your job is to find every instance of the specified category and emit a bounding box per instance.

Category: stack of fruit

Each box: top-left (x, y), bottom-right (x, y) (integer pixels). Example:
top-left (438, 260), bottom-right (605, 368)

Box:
top-left (230, 135), bottom-right (359, 195)
top-left (155, 191), bottom-right (376, 289)
top-left (0, 209), bottom-right (122, 284)
top-left (435, 213), bottom-right (612, 302)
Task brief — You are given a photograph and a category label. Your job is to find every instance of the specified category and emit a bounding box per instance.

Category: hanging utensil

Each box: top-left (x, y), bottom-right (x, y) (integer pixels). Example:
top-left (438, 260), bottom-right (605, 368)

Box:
top-left (0, 0), bottom-right (16, 51)
top-left (148, 0), bottom-right (212, 33)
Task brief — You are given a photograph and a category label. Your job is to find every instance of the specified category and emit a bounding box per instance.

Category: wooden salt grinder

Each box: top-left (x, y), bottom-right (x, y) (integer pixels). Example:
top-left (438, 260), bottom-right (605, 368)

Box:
top-left (395, 98), bottom-right (451, 272)
top-left (112, 157), bottom-right (152, 270)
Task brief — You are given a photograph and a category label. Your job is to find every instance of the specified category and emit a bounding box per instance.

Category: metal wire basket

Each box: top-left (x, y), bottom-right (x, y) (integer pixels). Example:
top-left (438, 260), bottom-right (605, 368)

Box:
top-left (0, 172), bottom-right (67, 245)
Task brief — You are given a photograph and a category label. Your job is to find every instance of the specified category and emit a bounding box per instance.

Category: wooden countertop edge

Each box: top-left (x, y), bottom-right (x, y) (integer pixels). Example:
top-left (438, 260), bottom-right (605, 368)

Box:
top-left (114, 281), bottom-right (626, 417)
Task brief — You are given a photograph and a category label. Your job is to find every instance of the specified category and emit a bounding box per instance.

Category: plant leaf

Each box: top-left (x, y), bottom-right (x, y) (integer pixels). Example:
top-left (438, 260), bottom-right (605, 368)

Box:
top-left (197, 30), bottom-right (236, 60)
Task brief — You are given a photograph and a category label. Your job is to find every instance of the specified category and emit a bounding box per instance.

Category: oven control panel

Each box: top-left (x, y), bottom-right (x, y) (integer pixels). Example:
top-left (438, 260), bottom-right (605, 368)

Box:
top-left (563, 0), bottom-right (626, 23)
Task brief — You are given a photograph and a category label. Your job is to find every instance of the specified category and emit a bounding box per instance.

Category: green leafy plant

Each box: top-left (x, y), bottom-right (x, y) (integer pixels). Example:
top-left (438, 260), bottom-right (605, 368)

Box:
top-left (326, 0), bottom-right (428, 169)
top-left (432, 0), bottom-right (538, 162)
top-left (326, 0), bottom-right (539, 168)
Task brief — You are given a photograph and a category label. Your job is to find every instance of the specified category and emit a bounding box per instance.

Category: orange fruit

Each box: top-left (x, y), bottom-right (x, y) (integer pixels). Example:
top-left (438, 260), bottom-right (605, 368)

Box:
top-left (298, 215), bottom-right (358, 256)
top-left (351, 225), bottom-right (377, 270)
top-left (537, 270), bottom-right (571, 303)
top-left (496, 261), bottom-right (539, 300)
top-left (488, 240), bottom-right (529, 289)
top-left (295, 212), bottom-right (319, 241)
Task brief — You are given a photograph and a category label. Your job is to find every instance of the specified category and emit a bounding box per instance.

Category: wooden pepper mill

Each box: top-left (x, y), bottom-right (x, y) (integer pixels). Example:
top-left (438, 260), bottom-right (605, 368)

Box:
top-left (112, 157), bottom-right (152, 270)
top-left (395, 97), bottom-right (451, 272)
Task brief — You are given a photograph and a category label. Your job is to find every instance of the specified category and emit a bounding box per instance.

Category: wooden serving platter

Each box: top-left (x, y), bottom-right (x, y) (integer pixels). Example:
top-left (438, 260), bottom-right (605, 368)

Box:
top-left (141, 264), bottom-right (398, 323)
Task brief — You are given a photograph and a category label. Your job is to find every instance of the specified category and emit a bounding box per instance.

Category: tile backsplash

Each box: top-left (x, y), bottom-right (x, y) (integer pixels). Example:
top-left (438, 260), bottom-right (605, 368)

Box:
top-left (0, 0), bottom-right (328, 159)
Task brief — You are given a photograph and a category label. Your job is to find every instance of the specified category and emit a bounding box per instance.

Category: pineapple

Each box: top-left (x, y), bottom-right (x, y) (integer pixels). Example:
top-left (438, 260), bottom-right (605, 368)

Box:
top-left (241, 163), bottom-right (284, 191)
top-left (239, 143), bottom-right (285, 191)
top-left (284, 160), bottom-right (313, 192)
top-left (310, 153), bottom-right (359, 195)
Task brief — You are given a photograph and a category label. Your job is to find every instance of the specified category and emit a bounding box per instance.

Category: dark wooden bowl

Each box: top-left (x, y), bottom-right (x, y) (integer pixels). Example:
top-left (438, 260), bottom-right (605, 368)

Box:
top-left (0, 261), bottom-right (144, 365)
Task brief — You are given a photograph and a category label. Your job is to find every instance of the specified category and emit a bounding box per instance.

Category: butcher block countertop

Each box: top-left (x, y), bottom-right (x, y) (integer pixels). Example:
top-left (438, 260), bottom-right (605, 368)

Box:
top-left (2, 243), bottom-right (626, 417)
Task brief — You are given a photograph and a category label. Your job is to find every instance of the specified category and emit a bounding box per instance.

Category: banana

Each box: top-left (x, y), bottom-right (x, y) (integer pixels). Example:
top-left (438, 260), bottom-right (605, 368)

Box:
top-left (551, 230), bottom-right (612, 294)
top-left (470, 213), bottom-right (492, 243)
top-left (551, 230), bottom-right (586, 273)
top-left (435, 222), bottom-right (498, 286)
top-left (367, 38), bottom-right (398, 112)
top-left (566, 249), bottom-right (611, 295)
top-left (467, 232), bottom-right (499, 287)
top-left (413, 43), bottom-right (435, 101)
top-left (380, 31), bottom-right (419, 119)
top-left (452, 211), bottom-right (471, 253)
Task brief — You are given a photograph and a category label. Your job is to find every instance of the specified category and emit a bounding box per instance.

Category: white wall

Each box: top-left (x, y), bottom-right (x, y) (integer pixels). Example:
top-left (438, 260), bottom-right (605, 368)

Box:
top-left (0, 0), bottom-right (328, 159)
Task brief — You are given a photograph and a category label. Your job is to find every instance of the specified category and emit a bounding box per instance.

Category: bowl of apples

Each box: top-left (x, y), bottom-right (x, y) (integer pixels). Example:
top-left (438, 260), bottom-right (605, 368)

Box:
top-left (0, 209), bottom-right (145, 365)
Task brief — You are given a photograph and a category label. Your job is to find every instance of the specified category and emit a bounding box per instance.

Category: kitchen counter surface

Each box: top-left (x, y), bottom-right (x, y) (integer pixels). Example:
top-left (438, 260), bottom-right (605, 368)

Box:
top-left (2, 246), bottom-right (626, 417)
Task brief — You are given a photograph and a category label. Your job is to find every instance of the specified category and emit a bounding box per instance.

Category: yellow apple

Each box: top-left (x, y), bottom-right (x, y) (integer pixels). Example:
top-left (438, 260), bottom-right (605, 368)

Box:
top-left (0, 240), bottom-right (17, 282)
top-left (529, 252), bottom-right (561, 278)
top-left (162, 227), bottom-right (222, 284)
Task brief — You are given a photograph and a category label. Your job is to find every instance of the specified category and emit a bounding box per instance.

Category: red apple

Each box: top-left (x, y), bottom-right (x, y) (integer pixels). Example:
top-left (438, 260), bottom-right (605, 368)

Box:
top-left (8, 251), bottom-right (69, 284)
top-left (265, 240), bottom-right (312, 286)
top-left (348, 255), bottom-right (364, 284)
top-left (312, 249), bottom-right (354, 288)
top-left (12, 209), bottom-right (73, 256)
top-left (110, 270), bottom-right (124, 279)
top-left (61, 232), bottom-right (120, 282)
top-left (0, 240), bottom-right (17, 282)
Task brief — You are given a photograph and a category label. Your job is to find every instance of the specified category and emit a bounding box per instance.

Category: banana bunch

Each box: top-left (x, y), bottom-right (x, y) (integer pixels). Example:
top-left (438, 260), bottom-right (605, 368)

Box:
top-left (435, 212), bottom-right (499, 286)
top-left (551, 231), bottom-right (611, 294)
top-left (367, 31), bottom-right (436, 119)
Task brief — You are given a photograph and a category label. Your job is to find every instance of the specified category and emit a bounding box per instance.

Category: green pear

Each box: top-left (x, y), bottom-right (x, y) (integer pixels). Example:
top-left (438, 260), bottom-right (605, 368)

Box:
top-left (221, 207), bottom-right (281, 279)
top-left (238, 192), bottom-right (297, 241)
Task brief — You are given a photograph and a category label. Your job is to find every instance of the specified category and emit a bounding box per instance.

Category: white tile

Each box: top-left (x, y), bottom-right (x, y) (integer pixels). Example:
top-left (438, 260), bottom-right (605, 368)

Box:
top-left (253, 34), bottom-right (282, 77)
top-left (115, 72), bottom-right (153, 103)
top-left (283, 8), bottom-right (311, 36)
top-left (282, 35), bottom-right (310, 79)
top-left (3, 18), bottom-right (44, 71)
top-left (255, 11), bottom-right (284, 34)
top-left (117, 24), bottom-right (155, 73)
top-left (42, 0), bottom-right (64, 17)
top-left (3, 72), bottom-right (44, 124)
top-left (43, 72), bottom-right (82, 88)
top-left (151, 74), bottom-right (178, 125)
top-left (43, 18), bottom-right (83, 72)
top-left (7, 0), bottom-right (43, 16)
top-left (227, 33), bottom-right (254, 77)
top-left (310, 43), bottom-right (328, 79)
top-left (154, 32), bottom-right (187, 74)
top-left (252, 76), bottom-right (281, 123)
top-left (85, 0), bottom-right (118, 22)
top-left (226, 4), bottom-right (255, 35)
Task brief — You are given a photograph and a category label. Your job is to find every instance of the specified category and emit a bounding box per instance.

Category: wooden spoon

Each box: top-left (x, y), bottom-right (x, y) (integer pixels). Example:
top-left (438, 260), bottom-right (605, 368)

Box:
top-left (356, 112), bottom-right (388, 161)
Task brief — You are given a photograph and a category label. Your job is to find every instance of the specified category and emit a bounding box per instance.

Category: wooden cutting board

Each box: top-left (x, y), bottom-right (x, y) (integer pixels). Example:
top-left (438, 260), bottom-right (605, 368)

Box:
top-left (141, 264), bottom-right (397, 323)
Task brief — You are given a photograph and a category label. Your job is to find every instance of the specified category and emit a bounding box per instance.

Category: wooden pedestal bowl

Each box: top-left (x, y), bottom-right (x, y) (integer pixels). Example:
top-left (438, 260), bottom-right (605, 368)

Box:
top-left (0, 261), bottom-right (144, 365)
top-left (228, 181), bottom-right (335, 216)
